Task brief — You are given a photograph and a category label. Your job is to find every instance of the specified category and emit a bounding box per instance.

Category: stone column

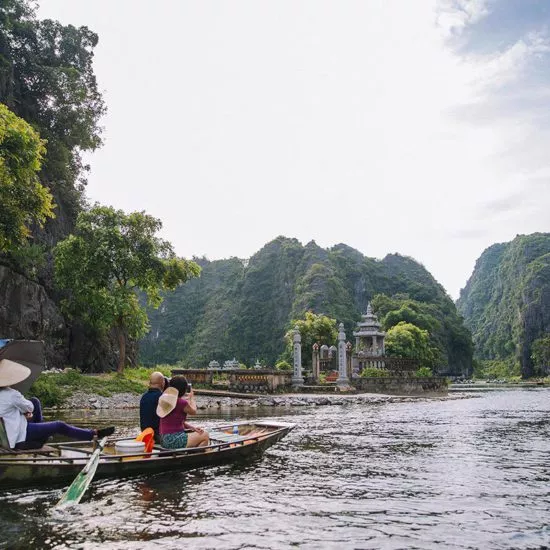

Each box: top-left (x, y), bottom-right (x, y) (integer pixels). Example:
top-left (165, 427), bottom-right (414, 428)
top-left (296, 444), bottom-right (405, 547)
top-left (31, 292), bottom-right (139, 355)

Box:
top-left (373, 335), bottom-right (377, 355)
top-left (346, 341), bottom-right (352, 379)
top-left (337, 323), bottom-right (350, 386)
top-left (292, 326), bottom-right (304, 387)
top-left (312, 343), bottom-right (320, 383)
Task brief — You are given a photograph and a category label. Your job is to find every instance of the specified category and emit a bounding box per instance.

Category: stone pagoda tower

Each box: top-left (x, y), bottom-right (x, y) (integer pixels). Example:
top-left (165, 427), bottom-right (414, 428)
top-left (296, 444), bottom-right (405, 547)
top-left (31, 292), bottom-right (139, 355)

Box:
top-left (351, 302), bottom-right (386, 374)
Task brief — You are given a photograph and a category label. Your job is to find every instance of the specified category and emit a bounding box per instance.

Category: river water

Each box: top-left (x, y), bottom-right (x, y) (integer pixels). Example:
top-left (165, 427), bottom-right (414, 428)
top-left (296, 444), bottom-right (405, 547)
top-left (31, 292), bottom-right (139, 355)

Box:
top-left (1, 389), bottom-right (550, 549)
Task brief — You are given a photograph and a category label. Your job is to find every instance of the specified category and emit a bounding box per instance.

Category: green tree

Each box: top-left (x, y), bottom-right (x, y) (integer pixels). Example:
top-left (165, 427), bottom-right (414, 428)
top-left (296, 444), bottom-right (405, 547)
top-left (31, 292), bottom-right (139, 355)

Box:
top-left (0, 103), bottom-right (54, 251)
top-left (531, 334), bottom-right (550, 375)
top-left (385, 321), bottom-right (436, 369)
top-left (54, 205), bottom-right (201, 372)
top-left (0, 0), bottom-right (106, 228)
top-left (283, 311), bottom-right (338, 366)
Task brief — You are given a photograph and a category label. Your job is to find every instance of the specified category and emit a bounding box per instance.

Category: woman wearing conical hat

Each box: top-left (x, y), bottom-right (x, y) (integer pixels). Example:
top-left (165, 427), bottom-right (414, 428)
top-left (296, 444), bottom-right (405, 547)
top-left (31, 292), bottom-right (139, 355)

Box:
top-left (157, 376), bottom-right (209, 449)
top-left (0, 359), bottom-right (115, 450)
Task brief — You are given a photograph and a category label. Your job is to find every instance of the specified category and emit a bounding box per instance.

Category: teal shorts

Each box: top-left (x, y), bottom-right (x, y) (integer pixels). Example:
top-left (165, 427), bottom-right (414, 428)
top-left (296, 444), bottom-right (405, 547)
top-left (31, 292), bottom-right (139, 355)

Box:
top-left (161, 431), bottom-right (189, 449)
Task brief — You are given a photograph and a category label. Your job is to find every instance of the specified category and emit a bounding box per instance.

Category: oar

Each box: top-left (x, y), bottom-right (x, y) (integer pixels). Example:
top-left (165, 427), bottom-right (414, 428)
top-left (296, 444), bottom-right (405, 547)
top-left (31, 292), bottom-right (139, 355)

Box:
top-left (55, 437), bottom-right (107, 507)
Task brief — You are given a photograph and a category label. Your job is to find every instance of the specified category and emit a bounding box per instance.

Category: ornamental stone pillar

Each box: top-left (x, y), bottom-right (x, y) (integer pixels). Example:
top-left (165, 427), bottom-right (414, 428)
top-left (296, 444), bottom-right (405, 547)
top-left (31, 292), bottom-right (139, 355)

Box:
top-left (337, 323), bottom-right (350, 386)
top-left (346, 341), bottom-right (352, 379)
top-left (312, 343), bottom-right (320, 383)
top-left (292, 326), bottom-right (304, 387)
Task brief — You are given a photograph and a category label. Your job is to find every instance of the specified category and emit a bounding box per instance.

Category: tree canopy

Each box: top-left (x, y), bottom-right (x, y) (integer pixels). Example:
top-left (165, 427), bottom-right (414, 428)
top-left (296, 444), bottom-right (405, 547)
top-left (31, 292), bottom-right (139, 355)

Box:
top-left (385, 322), bottom-right (436, 369)
top-left (0, 103), bottom-right (54, 252)
top-left (0, 0), bottom-right (105, 229)
top-left (372, 293), bottom-right (470, 375)
top-left (284, 311), bottom-right (338, 366)
top-left (54, 205), bottom-right (201, 371)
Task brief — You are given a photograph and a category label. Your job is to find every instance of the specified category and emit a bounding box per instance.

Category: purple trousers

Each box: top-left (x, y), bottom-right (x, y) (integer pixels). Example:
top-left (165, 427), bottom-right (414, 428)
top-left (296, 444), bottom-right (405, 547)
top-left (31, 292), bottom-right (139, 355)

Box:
top-left (15, 398), bottom-right (94, 450)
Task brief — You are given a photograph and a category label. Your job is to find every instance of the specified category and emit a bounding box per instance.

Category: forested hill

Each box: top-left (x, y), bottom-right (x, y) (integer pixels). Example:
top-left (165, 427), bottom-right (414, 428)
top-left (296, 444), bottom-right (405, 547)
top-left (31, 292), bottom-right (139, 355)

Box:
top-left (457, 233), bottom-right (550, 377)
top-left (140, 237), bottom-right (473, 376)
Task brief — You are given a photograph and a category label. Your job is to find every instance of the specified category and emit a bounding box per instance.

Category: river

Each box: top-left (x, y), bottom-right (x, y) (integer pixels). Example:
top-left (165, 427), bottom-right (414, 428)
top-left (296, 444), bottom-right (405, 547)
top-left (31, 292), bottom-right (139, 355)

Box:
top-left (1, 389), bottom-right (549, 549)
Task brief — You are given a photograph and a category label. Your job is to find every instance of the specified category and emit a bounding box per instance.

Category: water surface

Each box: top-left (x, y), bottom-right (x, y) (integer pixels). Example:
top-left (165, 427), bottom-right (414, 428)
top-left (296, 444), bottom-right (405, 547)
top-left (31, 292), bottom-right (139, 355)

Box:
top-left (1, 390), bottom-right (550, 549)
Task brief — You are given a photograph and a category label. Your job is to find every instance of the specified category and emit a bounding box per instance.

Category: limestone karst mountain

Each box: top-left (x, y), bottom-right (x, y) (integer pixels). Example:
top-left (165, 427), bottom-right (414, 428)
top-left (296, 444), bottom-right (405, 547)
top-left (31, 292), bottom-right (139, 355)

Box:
top-left (140, 237), bottom-right (473, 376)
top-left (457, 233), bottom-right (550, 377)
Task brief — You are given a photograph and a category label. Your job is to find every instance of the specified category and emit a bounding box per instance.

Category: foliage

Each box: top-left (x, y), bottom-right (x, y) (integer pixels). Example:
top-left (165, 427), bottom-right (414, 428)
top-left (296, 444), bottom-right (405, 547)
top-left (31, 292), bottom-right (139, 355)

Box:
top-left (275, 360), bottom-right (292, 371)
top-left (4, 243), bottom-right (47, 279)
top-left (531, 334), bottom-right (550, 375)
top-left (28, 367), bottom-right (154, 407)
top-left (54, 205), bottom-right (201, 372)
top-left (359, 367), bottom-right (390, 378)
top-left (385, 322), bottom-right (437, 369)
top-left (415, 366), bottom-right (433, 378)
top-left (0, 1), bottom-right (106, 226)
top-left (212, 373), bottom-right (229, 384)
top-left (0, 104), bottom-right (54, 252)
top-left (123, 365), bottom-right (174, 381)
top-left (372, 293), bottom-right (471, 375)
top-left (472, 359), bottom-right (520, 380)
top-left (457, 233), bottom-right (550, 377)
top-left (283, 311), bottom-right (338, 367)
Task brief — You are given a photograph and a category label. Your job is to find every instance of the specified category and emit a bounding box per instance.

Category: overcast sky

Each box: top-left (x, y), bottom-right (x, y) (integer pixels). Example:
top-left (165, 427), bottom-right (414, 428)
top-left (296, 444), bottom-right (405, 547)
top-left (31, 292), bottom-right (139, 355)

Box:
top-left (37, 0), bottom-right (550, 300)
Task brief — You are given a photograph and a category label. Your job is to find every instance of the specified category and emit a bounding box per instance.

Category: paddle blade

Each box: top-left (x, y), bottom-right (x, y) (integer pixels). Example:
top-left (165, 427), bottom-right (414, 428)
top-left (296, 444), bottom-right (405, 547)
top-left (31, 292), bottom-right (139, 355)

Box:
top-left (56, 437), bottom-right (107, 507)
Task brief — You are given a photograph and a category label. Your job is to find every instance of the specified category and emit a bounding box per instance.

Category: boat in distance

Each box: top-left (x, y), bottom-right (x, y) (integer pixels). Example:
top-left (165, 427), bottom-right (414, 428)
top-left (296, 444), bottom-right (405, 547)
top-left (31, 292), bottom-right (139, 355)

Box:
top-left (0, 421), bottom-right (294, 489)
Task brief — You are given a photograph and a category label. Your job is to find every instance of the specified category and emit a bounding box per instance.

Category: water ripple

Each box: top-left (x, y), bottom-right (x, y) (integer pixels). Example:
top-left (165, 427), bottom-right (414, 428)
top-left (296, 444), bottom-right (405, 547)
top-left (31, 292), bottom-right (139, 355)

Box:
top-left (1, 390), bottom-right (550, 549)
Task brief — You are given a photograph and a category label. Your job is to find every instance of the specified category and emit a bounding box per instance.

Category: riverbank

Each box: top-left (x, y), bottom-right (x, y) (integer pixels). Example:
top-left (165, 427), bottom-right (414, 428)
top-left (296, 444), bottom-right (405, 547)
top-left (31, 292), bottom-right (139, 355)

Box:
top-left (57, 390), bottom-right (473, 411)
top-left (31, 368), bottom-right (460, 410)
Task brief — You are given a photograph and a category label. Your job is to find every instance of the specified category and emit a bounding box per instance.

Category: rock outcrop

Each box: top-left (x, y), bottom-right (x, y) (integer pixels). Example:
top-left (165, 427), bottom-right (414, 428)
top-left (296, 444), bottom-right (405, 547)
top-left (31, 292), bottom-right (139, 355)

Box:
top-left (457, 233), bottom-right (550, 377)
top-left (0, 265), bottom-right (66, 367)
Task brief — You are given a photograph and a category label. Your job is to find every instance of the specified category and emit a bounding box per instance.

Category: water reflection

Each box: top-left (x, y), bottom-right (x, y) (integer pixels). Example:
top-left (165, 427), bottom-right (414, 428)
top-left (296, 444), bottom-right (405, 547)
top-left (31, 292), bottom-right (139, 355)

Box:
top-left (1, 391), bottom-right (550, 549)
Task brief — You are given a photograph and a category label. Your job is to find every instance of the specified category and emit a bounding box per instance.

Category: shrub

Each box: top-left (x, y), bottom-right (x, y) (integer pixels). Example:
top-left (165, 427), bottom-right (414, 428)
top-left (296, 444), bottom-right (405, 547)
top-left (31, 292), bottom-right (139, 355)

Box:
top-left (359, 367), bottom-right (389, 378)
top-left (275, 361), bottom-right (292, 371)
top-left (415, 366), bottom-right (433, 378)
top-left (473, 359), bottom-right (520, 380)
top-left (28, 376), bottom-right (68, 407)
top-left (28, 367), bottom-right (157, 407)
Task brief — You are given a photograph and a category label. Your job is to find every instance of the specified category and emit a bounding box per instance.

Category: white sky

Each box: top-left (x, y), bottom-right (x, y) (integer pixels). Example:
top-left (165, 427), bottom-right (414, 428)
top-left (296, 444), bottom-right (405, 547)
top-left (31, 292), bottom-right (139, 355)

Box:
top-left (37, 0), bottom-right (550, 300)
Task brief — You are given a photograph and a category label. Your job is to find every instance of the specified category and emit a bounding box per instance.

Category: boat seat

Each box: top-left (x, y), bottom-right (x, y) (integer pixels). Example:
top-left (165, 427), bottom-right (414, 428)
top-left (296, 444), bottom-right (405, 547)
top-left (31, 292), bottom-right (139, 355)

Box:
top-left (0, 417), bottom-right (56, 455)
top-left (0, 445), bottom-right (57, 455)
top-left (209, 432), bottom-right (248, 443)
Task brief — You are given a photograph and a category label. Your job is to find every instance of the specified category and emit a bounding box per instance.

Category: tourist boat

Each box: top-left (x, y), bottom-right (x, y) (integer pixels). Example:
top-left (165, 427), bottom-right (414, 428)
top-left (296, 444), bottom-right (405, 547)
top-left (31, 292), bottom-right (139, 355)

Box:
top-left (0, 421), bottom-right (294, 489)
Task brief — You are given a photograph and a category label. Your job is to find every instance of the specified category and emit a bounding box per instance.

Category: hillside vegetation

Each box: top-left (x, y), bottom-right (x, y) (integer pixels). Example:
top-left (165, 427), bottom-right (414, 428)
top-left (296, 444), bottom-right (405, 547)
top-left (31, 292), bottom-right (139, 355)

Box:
top-left (140, 237), bottom-right (472, 376)
top-left (457, 233), bottom-right (550, 377)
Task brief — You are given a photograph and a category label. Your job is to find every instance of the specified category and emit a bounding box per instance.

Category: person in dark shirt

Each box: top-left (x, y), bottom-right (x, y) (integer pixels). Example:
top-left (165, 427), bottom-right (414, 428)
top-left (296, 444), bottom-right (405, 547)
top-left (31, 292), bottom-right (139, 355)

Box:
top-left (139, 372), bottom-right (168, 441)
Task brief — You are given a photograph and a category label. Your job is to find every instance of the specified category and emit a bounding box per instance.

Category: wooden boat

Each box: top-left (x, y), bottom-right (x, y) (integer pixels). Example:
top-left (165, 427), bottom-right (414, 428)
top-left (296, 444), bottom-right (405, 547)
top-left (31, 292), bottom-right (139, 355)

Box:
top-left (0, 421), bottom-right (294, 489)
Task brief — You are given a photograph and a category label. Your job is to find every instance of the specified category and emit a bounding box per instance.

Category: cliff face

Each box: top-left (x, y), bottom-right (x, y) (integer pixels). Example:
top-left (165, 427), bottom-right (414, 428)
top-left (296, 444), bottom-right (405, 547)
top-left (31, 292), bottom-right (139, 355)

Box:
top-left (0, 2), bottom-right (109, 370)
top-left (0, 265), bottom-right (66, 367)
top-left (457, 233), bottom-right (550, 377)
top-left (140, 237), bottom-right (471, 375)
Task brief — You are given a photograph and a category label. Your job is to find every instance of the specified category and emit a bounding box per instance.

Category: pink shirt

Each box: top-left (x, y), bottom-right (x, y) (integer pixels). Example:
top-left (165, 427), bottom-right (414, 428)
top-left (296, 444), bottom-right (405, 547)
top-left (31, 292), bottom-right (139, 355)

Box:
top-left (159, 397), bottom-right (188, 435)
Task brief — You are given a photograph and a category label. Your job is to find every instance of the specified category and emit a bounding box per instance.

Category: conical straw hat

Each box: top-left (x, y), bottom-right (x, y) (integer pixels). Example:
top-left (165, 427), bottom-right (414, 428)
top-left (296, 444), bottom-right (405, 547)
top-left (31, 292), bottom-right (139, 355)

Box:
top-left (0, 359), bottom-right (31, 387)
top-left (156, 387), bottom-right (179, 418)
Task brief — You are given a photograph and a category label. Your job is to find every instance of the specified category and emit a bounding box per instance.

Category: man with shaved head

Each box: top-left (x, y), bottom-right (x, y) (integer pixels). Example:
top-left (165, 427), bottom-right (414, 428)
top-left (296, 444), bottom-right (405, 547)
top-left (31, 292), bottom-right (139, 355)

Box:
top-left (139, 371), bottom-right (168, 441)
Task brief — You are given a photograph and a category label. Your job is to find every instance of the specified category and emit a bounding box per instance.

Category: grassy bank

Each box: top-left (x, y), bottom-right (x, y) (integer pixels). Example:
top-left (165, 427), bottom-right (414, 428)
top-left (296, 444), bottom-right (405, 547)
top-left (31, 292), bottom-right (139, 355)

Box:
top-left (29, 366), bottom-right (174, 407)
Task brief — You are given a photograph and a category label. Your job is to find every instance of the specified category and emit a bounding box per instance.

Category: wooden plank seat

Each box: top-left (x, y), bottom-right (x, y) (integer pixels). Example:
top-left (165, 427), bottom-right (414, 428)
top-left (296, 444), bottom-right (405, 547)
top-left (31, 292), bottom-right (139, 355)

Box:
top-left (0, 417), bottom-right (57, 455)
top-left (0, 445), bottom-right (57, 455)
